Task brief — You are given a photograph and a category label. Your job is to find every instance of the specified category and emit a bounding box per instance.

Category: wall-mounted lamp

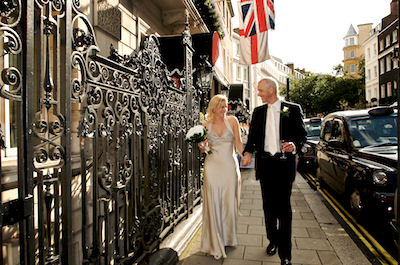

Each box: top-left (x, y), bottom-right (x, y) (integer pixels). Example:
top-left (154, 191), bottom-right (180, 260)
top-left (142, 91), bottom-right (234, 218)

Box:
top-left (196, 55), bottom-right (213, 91)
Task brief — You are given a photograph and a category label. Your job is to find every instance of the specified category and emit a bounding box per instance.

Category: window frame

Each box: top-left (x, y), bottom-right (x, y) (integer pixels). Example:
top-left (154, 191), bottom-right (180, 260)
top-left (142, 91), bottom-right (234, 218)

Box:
top-left (350, 64), bottom-right (356, 73)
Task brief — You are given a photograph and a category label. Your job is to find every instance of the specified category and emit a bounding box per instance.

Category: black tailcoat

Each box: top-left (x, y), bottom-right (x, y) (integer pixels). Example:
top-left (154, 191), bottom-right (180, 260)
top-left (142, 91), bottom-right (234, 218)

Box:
top-left (243, 100), bottom-right (306, 260)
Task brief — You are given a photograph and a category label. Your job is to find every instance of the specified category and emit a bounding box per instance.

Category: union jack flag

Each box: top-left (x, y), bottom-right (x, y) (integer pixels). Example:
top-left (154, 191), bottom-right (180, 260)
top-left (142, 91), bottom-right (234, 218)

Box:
top-left (239, 0), bottom-right (275, 37)
top-left (238, 0), bottom-right (275, 65)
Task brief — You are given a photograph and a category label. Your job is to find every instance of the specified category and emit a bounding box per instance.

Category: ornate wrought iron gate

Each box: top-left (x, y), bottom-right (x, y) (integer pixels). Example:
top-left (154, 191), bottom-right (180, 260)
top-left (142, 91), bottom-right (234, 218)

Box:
top-left (0, 1), bottom-right (204, 264)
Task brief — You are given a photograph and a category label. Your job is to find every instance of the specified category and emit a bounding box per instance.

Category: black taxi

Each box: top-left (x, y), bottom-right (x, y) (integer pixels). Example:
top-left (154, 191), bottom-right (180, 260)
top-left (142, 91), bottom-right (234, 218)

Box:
top-left (316, 106), bottom-right (397, 217)
top-left (298, 117), bottom-right (322, 171)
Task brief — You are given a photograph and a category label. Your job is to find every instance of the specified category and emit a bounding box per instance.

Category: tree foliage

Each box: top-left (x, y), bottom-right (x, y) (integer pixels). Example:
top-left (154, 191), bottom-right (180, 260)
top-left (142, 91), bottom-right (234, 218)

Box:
top-left (280, 70), bottom-right (366, 118)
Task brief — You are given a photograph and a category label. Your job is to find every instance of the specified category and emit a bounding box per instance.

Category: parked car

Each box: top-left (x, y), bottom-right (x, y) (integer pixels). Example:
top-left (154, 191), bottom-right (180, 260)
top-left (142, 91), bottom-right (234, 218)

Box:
top-left (316, 106), bottom-right (397, 218)
top-left (391, 188), bottom-right (400, 250)
top-left (298, 117), bottom-right (322, 171)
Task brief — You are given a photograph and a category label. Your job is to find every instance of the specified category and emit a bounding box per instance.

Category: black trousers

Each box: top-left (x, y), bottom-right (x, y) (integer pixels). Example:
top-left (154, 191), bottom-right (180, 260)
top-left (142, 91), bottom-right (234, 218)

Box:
top-left (256, 152), bottom-right (296, 260)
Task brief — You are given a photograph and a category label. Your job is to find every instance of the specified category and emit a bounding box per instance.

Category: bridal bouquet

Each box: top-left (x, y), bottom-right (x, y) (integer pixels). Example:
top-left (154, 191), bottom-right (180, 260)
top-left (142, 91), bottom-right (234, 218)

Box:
top-left (185, 125), bottom-right (211, 154)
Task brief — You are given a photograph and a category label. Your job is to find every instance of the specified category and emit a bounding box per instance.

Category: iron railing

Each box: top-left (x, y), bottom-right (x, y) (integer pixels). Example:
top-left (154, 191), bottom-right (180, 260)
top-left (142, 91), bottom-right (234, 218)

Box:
top-left (0, 1), bottom-right (205, 264)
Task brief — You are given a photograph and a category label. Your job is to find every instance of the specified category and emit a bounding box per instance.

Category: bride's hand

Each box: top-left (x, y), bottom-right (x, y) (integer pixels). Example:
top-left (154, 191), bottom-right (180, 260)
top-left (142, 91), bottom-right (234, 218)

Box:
top-left (241, 153), bottom-right (252, 166)
top-left (198, 139), bottom-right (209, 153)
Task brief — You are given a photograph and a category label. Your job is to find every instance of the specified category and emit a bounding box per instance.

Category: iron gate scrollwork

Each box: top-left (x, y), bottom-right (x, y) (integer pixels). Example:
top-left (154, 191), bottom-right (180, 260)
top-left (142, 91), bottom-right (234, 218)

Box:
top-left (0, 1), bottom-right (205, 264)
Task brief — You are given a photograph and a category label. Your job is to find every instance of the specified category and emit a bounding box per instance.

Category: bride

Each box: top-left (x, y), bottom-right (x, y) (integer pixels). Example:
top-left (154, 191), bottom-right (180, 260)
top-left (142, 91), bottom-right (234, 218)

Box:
top-left (198, 94), bottom-right (245, 259)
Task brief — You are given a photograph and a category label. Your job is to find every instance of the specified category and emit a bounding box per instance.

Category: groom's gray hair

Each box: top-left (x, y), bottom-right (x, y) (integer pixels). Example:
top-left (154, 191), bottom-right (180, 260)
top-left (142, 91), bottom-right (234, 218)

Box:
top-left (259, 77), bottom-right (278, 93)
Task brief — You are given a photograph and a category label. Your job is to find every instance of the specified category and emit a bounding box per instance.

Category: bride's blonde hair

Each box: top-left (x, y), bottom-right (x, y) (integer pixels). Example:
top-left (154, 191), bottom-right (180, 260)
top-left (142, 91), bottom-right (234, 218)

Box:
top-left (206, 94), bottom-right (228, 121)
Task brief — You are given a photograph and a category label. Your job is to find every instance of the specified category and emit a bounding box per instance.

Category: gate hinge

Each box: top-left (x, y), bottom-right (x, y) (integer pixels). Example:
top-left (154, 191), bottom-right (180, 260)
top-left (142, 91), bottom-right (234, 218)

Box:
top-left (1, 195), bottom-right (34, 226)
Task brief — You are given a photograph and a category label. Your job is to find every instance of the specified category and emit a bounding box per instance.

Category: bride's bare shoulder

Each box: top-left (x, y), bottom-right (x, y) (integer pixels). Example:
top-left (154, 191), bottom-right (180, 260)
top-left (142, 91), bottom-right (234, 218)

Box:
top-left (226, 115), bottom-right (238, 123)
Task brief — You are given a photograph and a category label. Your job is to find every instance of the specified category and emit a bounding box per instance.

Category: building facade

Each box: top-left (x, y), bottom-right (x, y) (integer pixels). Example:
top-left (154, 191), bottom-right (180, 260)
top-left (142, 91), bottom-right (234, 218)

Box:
top-left (343, 23), bottom-right (372, 78)
top-left (0, 0), bottom-right (235, 158)
top-left (363, 24), bottom-right (381, 106)
top-left (209, 0), bottom-right (235, 97)
top-left (378, 0), bottom-right (399, 106)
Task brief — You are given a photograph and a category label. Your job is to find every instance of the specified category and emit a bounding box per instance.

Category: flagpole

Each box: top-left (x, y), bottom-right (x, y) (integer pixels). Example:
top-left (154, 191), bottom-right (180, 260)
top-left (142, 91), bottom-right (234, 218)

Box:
top-left (248, 65), bottom-right (252, 111)
top-left (286, 78), bottom-right (290, 101)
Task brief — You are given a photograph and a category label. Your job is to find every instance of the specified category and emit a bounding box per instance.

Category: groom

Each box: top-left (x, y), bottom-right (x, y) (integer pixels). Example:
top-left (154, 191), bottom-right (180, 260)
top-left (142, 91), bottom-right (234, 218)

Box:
top-left (242, 77), bottom-right (306, 265)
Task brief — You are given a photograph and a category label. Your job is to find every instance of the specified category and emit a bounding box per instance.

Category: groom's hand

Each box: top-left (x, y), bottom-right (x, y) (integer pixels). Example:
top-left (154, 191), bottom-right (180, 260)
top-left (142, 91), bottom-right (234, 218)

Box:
top-left (281, 141), bottom-right (295, 153)
top-left (241, 152), bottom-right (252, 167)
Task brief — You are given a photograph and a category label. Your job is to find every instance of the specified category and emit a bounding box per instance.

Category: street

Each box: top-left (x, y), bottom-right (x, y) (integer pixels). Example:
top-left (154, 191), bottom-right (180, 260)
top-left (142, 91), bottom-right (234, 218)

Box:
top-left (300, 170), bottom-right (398, 264)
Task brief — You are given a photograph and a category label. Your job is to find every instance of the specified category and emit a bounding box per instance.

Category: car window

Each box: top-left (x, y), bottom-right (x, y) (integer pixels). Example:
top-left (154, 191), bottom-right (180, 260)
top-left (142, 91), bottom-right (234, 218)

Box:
top-left (322, 119), bottom-right (345, 144)
top-left (322, 120), bottom-right (332, 142)
top-left (305, 121), bottom-right (322, 137)
top-left (348, 115), bottom-right (397, 148)
top-left (331, 120), bottom-right (345, 143)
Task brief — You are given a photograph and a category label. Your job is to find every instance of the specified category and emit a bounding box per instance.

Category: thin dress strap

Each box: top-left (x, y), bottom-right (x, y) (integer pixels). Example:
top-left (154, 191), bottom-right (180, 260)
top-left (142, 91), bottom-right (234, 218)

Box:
top-left (224, 118), bottom-right (234, 134)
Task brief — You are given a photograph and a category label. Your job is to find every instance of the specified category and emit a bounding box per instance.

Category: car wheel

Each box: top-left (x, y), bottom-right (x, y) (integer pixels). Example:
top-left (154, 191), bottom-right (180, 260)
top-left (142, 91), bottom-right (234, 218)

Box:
top-left (349, 188), bottom-right (363, 216)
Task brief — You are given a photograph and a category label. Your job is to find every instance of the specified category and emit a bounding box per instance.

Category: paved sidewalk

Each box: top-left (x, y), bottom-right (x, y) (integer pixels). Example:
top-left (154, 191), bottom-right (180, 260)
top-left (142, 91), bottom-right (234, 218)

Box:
top-left (177, 168), bottom-right (370, 265)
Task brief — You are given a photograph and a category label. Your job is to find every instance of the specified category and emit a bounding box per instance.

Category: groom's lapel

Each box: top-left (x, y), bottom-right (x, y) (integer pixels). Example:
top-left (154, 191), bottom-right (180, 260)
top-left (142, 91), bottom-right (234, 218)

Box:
top-left (262, 104), bottom-right (268, 138)
top-left (279, 101), bottom-right (286, 139)
top-left (262, 104), bottom-right (268, 124)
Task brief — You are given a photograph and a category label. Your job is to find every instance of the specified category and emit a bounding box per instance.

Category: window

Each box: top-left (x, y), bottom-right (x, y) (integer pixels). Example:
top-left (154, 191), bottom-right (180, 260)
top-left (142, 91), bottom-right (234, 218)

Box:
top-left (388, 82), bottom-right (392, 97)
top-left (380, 39), bottom-right (384, 51)
top-left (350, 64), bottom-right (356, 73)
top-left (393, 30), bottom-right (398, 43)
top-left (323, 120), bottom-right (345, 144)
top-left (350, 50), bottom-right (355, 58)
top-left (349, 116), bottom-right (397, 147)
top-left (323, 121), bottom-right (332, 142)
top-left (373, 43), bottom-right (377, 55)
top-left (380, 59), bottom-right (385, 74)
top-left (331, 121), bottom-right (345, 143)
top-left (381, 84), bottom-right (386, 98)
top-left (386, 56), bottom-right (391, 71)
top-left (243, 68), bottom-right (248, 82)
top-left (374, 66), bottom-right (378, 78)
top-left (368, 69), bottom-right (371, 80)
top-left (236, 43), bottom-right (240, 57)
top-left (244, 87), bottom-right (250, 98)
top-left (386, 35), bottom-right (391, 47)
top-left (350, 37), bottom-right (355, 46)
top-left (236, 65), bottom-right (241, 81)
top-left (367, 47), bottom-right (371, 59)
top-left (345, 51), bottom-right (348, 59)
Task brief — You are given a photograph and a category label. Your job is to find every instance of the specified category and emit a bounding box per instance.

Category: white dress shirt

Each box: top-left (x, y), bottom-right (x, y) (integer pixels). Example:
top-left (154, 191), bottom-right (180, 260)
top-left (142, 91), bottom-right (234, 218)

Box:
top-left (264, 100), bottom-right (281, 154)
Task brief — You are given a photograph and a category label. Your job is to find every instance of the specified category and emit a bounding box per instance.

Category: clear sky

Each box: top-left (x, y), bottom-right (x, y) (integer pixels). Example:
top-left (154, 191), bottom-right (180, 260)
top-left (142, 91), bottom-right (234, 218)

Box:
top-left (232, 0), bottom-right (393, 74)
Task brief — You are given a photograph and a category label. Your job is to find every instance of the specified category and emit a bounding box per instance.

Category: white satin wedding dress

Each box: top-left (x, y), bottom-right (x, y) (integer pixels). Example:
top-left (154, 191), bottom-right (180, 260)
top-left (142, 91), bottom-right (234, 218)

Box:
top-left (201, 118), bottom-right (241, 259)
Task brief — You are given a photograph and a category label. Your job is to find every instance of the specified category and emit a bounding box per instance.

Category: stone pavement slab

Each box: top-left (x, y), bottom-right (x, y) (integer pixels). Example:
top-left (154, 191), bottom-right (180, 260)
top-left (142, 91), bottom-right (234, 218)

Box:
top-left (178, 168), bottom-right (371, 265)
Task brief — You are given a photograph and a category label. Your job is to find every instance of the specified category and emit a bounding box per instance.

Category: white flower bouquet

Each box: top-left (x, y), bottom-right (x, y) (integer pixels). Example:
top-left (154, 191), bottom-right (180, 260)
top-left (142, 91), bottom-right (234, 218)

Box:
top-left (185, 125), bottom-right (211, 154)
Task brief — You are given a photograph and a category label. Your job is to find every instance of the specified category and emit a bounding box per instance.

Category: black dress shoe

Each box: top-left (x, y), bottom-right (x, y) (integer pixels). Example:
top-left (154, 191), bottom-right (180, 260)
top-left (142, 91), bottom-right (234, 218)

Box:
top-left (281, 258), bottom-right (292, 265)
top-left (266, 242), bottom-right (277, 255)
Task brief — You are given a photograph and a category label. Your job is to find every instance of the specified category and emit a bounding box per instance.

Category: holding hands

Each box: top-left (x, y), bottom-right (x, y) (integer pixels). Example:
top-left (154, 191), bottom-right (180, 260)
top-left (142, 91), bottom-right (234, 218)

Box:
top-left (241, 152), bottom-right (252, 167)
